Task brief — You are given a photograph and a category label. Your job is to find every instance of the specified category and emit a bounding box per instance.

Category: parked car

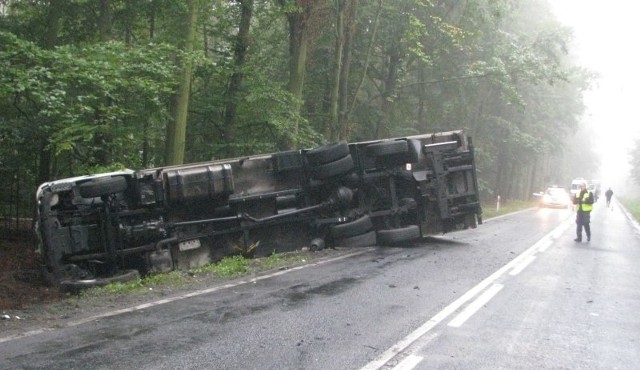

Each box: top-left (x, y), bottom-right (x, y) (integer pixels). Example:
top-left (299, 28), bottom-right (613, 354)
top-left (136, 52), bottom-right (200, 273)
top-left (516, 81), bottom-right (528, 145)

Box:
top-left (35, 130), bottom-right (483, 291)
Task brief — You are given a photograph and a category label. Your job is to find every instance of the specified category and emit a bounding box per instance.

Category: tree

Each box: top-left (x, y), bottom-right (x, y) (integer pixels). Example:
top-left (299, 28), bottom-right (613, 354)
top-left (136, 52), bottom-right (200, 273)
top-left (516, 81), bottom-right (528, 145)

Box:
top-left (166, 0), bottom-right (200, 165)
top-left (278, 0), bottom-right (327, 149)
top-left (222, 0), bottom-right (254, 157)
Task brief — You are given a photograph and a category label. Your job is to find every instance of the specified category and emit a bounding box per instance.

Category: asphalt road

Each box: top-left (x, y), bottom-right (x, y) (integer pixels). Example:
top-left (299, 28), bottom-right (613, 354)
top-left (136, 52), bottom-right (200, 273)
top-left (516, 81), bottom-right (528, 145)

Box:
top-left (1, 200), bottom-right (638, 370)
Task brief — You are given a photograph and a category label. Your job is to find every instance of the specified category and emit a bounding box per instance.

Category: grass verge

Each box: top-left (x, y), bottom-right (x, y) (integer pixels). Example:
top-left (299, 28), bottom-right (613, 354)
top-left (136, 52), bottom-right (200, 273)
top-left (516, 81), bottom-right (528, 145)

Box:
top-left (79, 251), bottom-right (314, 299)
top-left (481, 199), bottom-right (536, 219)
top-left (619, 197), bottom-right (640, 221)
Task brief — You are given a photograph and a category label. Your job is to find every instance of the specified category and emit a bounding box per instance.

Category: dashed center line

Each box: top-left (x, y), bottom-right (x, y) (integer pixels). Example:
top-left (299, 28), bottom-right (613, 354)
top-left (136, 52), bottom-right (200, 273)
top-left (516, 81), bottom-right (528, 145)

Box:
top-left (447, 283), bottom-right (504, 328)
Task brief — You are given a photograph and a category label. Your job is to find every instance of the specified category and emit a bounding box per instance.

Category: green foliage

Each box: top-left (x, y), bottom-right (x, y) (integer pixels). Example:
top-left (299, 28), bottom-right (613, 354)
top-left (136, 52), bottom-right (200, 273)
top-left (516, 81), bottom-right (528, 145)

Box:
top-left (0, 0), bottom-right (596, 216)
top-left (1, 31), bottom-right (179, 175)
top-left (143, 270), bottom-right (189, 287)
top-left (260, 251), bottom-right (309, 270)
top-left (620, 197), bottom-right (640, 222)
top-left (80, 278), bottom-right (145, 298)
top-left (630, 139), bottom-right (640, 186)
top-left (192, 255), bottom-right (250, 277)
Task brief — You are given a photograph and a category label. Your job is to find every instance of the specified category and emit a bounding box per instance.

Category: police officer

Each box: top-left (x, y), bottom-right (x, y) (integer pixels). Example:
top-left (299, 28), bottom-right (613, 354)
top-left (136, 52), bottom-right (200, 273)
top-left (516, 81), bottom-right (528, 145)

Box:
top-left (573, 181), bottom-right (594, 242)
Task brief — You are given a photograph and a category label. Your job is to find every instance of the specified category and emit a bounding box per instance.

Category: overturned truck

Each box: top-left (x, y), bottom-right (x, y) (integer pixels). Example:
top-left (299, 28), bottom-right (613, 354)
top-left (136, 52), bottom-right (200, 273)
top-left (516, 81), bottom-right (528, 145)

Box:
top-left (36, 130), bottom-right (482, 290)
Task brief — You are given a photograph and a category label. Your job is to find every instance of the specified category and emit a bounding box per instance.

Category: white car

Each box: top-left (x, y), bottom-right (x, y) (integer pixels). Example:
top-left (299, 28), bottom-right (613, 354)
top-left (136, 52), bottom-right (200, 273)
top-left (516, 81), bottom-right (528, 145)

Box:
top-left (539, 187), bottom-right (572, 208)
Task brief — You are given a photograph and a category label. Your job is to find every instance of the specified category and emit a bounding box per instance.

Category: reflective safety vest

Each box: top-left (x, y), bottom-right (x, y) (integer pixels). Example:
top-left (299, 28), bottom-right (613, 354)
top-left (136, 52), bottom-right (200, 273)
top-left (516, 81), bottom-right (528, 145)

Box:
top-left (575, 191), bottom-right (593, 212)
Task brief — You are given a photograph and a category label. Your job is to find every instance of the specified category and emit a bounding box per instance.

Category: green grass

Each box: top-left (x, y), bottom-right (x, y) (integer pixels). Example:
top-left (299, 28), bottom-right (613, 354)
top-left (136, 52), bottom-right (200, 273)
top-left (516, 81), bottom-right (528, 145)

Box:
top-left (619, 197), bottom-right (640, 221)
top-left (192, 255), bottom-right (250, 277)
top-left (258, 251), bottom-right (310, 270)
top-left (81, 251), bottom-right (312, 297)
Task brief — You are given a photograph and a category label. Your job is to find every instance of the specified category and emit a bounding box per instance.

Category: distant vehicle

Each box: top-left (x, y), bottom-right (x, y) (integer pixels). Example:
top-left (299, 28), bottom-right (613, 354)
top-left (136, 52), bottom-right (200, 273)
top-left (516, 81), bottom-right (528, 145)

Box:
top-left (570, 178), bottom-right (586, 197)
top-left (536, 186), bottom-right (572, 208)
top-left (570, 178), bottom-right (599, 202)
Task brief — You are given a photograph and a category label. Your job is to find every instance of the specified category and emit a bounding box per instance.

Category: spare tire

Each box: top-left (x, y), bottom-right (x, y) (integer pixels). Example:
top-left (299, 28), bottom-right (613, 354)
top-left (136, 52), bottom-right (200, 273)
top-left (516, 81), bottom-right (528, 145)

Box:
top-left (305, 141), bottom-right (350, 166)
top-left (330, 215), bottom-right (373, 239)
top-left (310, 154), bottom-right (354, 180)
top-left (376, 225), bottom-right (421, 245)
top-left (333, 230), bottom-right (377, 248)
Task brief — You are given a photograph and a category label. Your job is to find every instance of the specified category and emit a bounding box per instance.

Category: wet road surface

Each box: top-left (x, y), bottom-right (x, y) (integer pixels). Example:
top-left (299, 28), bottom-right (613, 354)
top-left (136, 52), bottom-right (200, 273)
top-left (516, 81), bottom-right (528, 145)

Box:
top-left (1, 200), bottom-right (638, 369)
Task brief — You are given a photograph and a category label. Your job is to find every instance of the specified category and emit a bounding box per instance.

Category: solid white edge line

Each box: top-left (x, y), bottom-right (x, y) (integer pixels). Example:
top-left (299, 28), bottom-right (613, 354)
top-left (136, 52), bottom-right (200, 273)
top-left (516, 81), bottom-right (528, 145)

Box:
top-left (360, 217), bottom-right (574, 370)
top-left (447, 283), bottom-right (504, 328)
top-left (509, 255), bottom-right (537, 276)
top-left (391, 354), bottom-right (424, 370)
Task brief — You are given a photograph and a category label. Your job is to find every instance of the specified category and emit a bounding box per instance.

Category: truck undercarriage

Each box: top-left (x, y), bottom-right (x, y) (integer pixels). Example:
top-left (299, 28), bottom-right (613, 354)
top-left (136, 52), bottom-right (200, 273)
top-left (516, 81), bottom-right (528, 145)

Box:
top-left (35, 130), bottom-right (482, 291)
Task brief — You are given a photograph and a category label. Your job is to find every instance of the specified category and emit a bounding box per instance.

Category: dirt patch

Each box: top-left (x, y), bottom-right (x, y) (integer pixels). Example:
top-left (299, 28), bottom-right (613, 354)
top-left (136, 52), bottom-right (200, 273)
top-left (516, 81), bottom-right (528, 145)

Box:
top-left (0, 229), bottom-right (64, 311)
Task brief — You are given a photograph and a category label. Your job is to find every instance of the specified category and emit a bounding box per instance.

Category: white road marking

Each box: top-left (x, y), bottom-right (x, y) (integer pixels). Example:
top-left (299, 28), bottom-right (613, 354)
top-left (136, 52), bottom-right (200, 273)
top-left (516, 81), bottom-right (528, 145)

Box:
top-left (391, 354), bottom-right (424, 370)
top-left (447, 283), bottom-right (504, 328)
top-left (509, 255), bottom-right (537, 276)
top-left (360, 218), bottom-right (575, 370)
top-left (537, 239), bottom-right (553, 252)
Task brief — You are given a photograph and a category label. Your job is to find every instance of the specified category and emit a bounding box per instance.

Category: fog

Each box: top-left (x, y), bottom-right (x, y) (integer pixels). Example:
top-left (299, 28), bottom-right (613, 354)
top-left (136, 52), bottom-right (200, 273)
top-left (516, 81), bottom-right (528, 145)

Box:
top-left (551, 0), bottom-right (640, 197)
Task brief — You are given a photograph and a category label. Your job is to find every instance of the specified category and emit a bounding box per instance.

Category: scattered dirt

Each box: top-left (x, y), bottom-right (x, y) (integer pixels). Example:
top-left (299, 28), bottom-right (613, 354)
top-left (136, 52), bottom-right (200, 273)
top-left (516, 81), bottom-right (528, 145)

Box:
top-left (0, 228), bottom-right (349, 339)
top-left (0, 229), bottom-right (64, 311)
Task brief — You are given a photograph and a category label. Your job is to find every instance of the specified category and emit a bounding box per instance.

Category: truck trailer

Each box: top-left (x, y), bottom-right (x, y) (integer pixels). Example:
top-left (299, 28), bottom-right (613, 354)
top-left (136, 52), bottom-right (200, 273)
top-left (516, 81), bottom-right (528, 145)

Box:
top-left (35, 130), bottom-right (482, 291)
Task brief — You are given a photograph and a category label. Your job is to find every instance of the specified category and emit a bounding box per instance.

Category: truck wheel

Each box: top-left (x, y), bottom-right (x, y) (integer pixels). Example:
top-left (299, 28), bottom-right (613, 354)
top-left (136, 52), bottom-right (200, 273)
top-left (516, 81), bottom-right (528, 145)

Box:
top-left (305, 141), bottom-right (349, 166)
top-left (376, 225), bottom-right (420, 245)
top-left (78, 176), bottom-right (128, 198)
top-left (333, 230), bottom-right (377, 248)
top-left (330, 215), bottom-right (373, 239)
top-left (59, 269), bottom-right (140, 294)
top-left (309, 238), bottom-right (325, 251)
top-left (310, 154), bottom-right (354, 180)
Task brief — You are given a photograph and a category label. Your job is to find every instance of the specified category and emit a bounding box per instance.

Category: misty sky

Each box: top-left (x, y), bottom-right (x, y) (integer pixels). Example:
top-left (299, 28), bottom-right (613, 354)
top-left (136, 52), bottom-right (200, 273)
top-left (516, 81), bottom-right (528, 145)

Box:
top-left (550, 0), bottom-right (640, 195)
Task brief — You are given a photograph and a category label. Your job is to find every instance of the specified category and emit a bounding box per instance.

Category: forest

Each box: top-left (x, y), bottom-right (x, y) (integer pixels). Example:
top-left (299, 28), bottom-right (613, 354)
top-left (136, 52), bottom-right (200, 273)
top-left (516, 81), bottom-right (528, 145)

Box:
top-left (0, 0), bottom-right (601, 223)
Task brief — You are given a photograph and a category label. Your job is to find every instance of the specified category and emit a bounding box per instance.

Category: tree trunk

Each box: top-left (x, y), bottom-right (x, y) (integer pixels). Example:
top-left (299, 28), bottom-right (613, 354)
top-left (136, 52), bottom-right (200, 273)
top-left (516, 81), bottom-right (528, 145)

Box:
top-left (222, 0), bottom-right (253, 157)
top-left (375, 47), bottom-right (400, 139)
top-left (279, 0), bottom-right (319, 150)
top-left (328, 0), bottom-right (346, 141)
top-left (37, 0), bottom-right (62, 184)
top-left (166, 0), bottom-right (199, 165)
top-left (346, 0), bottom-right (381, 125)
top-left (337, 0), bottom-right (357, 140)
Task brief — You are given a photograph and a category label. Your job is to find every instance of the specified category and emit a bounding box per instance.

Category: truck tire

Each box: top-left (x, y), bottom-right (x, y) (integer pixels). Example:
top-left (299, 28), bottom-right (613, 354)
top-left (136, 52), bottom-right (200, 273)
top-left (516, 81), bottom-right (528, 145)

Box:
top-left (59, 269), bottom-right (141, 293)
top-left (78, 176), bottom-right (128, 198)
top-left (310, 154), bottom-right (354, 180)
top-left (333, 230), bottom-right (377, 248)
top-left (306, 141), bottom-right (350, 166)
top-left (376, 225), bottom-right (420, 245)
top-left (309, 238), bottom-right (325, 251)
top-left (329, 215), bottom-right (373, 239)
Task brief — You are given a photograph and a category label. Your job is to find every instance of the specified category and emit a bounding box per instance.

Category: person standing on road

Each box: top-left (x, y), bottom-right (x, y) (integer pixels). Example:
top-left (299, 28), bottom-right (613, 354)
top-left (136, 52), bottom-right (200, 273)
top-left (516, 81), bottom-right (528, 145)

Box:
top-left (605, 187), bottom-right (614, 207)
top-left (573, 181), bottom-right (594, 242)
